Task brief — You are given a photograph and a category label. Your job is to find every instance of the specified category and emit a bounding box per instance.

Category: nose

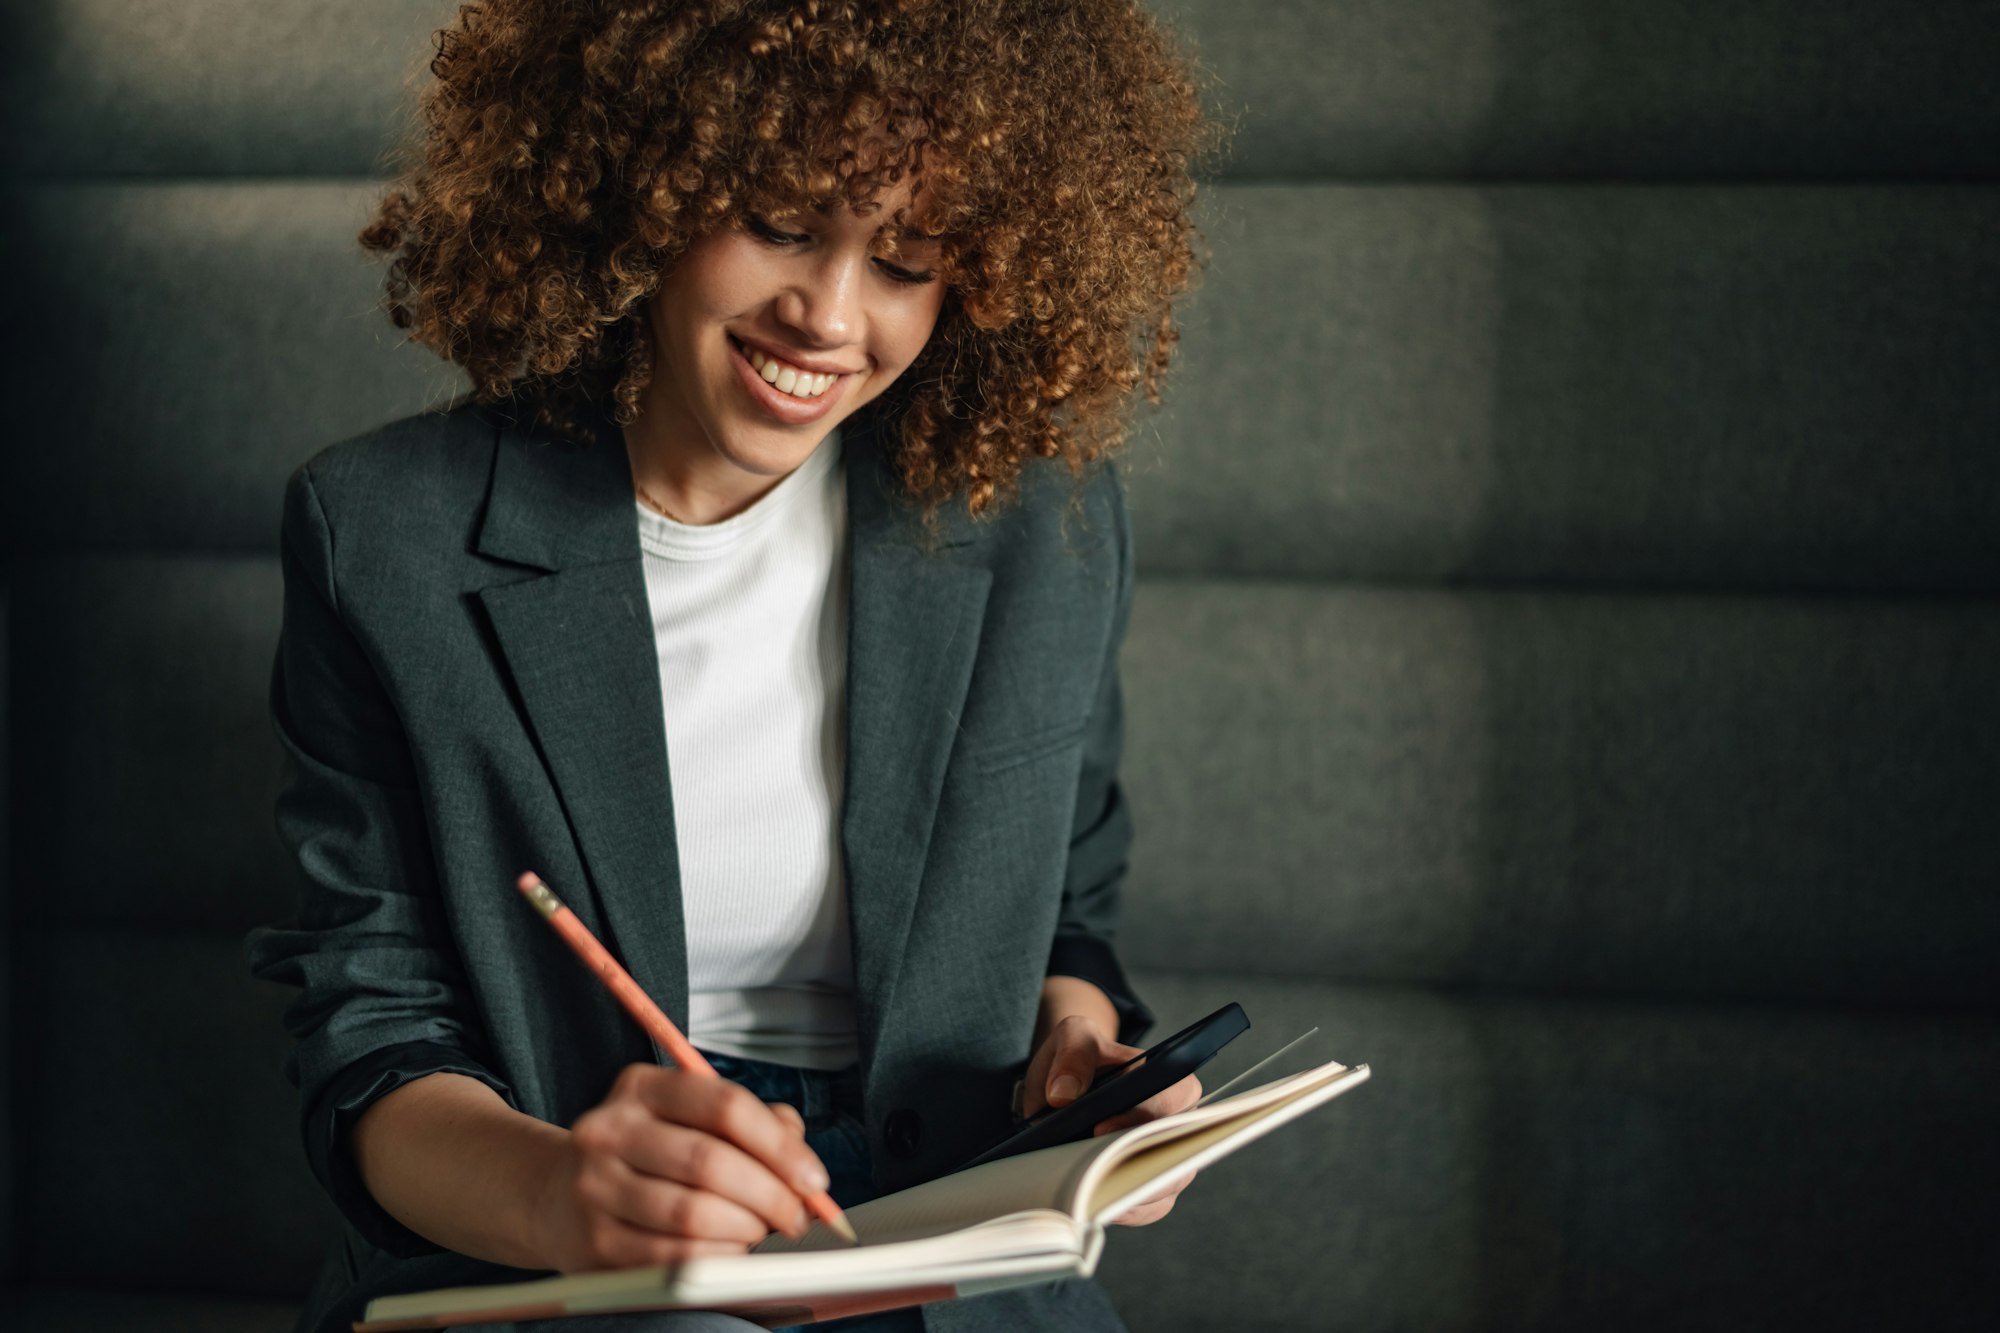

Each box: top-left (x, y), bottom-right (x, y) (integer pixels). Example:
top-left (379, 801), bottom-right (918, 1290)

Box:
top-left (776, 249), bottom-right (863, 349)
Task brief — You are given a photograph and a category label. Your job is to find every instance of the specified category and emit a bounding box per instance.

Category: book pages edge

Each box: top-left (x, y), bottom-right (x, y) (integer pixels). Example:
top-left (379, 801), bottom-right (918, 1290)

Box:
top-left (1084, 1063), bottom-right (1372, 1226)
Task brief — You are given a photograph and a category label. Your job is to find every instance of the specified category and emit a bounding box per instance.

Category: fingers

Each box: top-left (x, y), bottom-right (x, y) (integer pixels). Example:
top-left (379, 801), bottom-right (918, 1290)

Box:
top-left (1022, 1017), bottom-right (1141, 1119)
top-left (1021, 1044), bottom-right (1055, 1119)
top-left (1093, 1072), bottom-right (1202, 1137)
top-left (769, 1101), bottom-right (806, 1138)
top-left (572, 1105), bottom-right (811, 1240)
top-left (558, 1207), bottom-right (757, 1272)
top-left (1108, 1168), bottom-right (1197, 1227)
top-left (557, 1066), bottom-right (831, 1263)
top-left (570, 1135), bottom-right (779, 1245)
top-left (616, 1064), bottom-right (830, 1199)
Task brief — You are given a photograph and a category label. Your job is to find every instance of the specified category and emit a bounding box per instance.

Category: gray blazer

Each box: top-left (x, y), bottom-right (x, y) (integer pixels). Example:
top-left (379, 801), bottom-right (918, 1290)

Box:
top-left (249, 400), bottom-right (1150, 1332)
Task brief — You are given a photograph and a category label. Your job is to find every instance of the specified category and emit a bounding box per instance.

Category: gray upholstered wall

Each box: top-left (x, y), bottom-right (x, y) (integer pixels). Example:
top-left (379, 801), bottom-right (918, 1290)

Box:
top-left (5, 3), bottom-right (1998, 1331)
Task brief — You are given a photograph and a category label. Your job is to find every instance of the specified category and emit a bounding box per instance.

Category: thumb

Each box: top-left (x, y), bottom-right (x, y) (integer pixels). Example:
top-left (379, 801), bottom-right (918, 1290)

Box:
top-left (1045, 1023), bottom-right (1101, 1106)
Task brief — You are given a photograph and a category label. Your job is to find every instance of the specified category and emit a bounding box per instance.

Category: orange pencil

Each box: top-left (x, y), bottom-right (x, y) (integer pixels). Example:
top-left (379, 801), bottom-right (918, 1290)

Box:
top-left (514, 871), bottom-right (858, 1244)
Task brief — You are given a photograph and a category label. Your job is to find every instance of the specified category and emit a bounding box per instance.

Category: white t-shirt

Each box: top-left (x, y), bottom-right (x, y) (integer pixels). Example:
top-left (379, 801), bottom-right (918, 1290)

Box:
top-left (634, 428), bottom-right (857, 1070)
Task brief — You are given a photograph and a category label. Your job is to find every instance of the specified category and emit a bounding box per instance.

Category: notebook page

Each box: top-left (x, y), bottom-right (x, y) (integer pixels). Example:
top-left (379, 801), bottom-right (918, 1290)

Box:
top-left (755, 1135), bottom-right (1110, 1254)
top-left (362, 1217), bottom-right (1087, 1325)
top-left (1083, 1063), bottom-right (1371, 1224)
top-left (760, 1060), bottom-right (1369, 1255)
top-left (666, 1215), bottom-right (1083, 1304)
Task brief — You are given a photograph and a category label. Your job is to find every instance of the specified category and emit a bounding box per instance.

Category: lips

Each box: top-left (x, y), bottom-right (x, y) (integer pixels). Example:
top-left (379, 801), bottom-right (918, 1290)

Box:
top-left (727, 335), bottom-right (850, 425)
top-left (744, 345), bottom-right (838, 400)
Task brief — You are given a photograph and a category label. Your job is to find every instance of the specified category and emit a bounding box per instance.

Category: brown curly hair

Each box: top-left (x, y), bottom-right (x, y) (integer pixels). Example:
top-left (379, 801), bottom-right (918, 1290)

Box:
top-left (360, 0), bottom-right (1221, 516)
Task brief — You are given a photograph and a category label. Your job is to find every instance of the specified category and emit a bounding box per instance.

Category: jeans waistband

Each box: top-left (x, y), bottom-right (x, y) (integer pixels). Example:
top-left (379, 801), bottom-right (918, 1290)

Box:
top-left (697, 1049), bottom-right (864, 1130)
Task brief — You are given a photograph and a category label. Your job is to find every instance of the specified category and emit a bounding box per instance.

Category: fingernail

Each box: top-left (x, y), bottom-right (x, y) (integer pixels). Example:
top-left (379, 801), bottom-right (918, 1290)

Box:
top-left (799, 1164), bottom-right (830, 1193)
top-left (1050, 1075), bottom-right (1081, 1103)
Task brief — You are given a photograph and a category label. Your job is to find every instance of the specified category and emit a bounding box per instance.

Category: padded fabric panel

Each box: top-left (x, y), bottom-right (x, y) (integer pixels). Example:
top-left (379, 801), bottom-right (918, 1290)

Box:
top-left (18, 179), bottom-right (2000, 597)
top-left (1161, 0), bottom-right (2000, 180)
top-left (1129, 183), bottom-right (2000, 589)
top-left (14, 929), bottom-right (339, 1296)
top-left (9, 557), bottom-right (293, 932)
top-left (8, 0), bottom-right (451, 178)
top-left (1117, 581), bottom-right (2000, 1007)
top-left (0, 584), bottom-right (11, 1278)
top-left (13, 1), bottom-right (2000, 179)
top-left (13, 559), bottom-right (2000, 1010)
top-left (0, 1286), bottom-right (297, 1333)
top-left (1095, 971), bottom-right (2000, 1333)
top-left (10, 181), bottom-right (465, 556)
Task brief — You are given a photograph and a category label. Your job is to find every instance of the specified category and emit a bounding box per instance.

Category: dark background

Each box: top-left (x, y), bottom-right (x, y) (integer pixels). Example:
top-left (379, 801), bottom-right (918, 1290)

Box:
top-left (3, 2), bottom-right (1998, 1329)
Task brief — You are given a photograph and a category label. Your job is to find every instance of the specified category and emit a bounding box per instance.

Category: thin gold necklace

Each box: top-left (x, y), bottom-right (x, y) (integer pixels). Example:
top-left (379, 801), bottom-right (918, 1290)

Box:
top-left (634, 481), bottom-right (689, 523)
top-left (624, 422), bottom-right (690, 522)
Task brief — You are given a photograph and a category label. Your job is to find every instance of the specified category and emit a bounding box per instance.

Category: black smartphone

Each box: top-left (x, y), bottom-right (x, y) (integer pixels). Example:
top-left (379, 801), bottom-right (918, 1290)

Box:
top-left (958, 1002), bottom-right (1250, 1170)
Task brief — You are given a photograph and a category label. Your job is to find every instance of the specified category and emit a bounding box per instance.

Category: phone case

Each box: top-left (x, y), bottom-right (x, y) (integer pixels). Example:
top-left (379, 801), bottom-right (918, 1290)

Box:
top-left (956, 1002), bottom-right (1250, 1170)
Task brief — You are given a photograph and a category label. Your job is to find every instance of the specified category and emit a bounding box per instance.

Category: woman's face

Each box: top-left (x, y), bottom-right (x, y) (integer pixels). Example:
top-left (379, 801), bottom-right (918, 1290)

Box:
top-left (635, 179), bottom-right (948, 513)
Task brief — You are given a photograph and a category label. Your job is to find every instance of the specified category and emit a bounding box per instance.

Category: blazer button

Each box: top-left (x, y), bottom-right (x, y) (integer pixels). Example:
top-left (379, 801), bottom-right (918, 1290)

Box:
top-left (884, 1109), bottom-right (924, 1159)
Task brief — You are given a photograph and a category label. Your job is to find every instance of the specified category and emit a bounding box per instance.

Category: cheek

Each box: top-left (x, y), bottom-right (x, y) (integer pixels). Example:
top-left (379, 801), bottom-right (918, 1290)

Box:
top-left (885, 293), bottom-right (949, 371)
top-left (661, 231), bottom-right (770, 318)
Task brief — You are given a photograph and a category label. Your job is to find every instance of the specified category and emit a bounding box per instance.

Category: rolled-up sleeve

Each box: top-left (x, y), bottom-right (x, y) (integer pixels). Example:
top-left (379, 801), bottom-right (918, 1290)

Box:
top-left (246, 462), bottom-right (514, 1257)
top-left (1044, 464), bottom-right (1154, 1046)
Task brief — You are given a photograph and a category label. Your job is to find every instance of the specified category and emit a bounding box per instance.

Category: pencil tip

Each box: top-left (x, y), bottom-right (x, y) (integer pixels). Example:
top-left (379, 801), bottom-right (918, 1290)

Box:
top-left (828, 1213), bottom-right (859, 1245)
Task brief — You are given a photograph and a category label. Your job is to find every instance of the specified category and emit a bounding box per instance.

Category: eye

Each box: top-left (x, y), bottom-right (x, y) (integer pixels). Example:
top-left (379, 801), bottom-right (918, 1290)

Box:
top-left (747, 215), bottom-right (810, 245)
top-left (874, 257), bottom-right (938, 286)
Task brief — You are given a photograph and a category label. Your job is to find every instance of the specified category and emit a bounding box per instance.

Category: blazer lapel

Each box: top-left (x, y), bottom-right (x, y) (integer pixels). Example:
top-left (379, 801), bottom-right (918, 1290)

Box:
top-left (473, 409), bottom-right (691, 1031)
top-left (840, 419), bottom-right (993, 1069)
top-left (466, 404), bottom-right (991, 1072)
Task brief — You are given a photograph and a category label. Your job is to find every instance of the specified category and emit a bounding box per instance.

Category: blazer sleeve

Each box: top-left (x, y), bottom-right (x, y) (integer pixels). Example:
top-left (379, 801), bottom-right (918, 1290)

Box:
top-left (246, 462), bottom-right (516, 1257)
top-left (1043, 463), bottom-right (1155, 1046)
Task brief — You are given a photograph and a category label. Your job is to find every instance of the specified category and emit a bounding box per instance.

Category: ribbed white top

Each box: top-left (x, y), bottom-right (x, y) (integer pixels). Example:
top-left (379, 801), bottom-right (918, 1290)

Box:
top-left (634, 429), bottom-right (857, 1070)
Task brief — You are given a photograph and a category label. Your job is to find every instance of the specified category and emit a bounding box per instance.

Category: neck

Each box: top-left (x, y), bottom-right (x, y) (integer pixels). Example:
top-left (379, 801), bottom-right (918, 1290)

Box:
top-left (621, 416), bottom-right (786, 527)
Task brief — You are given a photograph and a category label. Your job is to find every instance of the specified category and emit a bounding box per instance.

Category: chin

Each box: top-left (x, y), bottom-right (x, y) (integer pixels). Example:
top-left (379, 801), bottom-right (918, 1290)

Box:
top-left (713, 424), bottom-right (834, 477)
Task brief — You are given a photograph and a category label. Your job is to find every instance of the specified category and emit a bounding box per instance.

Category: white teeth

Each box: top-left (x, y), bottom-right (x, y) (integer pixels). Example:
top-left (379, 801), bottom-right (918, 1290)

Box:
top-left (744, 343), bottom-right (838, 399)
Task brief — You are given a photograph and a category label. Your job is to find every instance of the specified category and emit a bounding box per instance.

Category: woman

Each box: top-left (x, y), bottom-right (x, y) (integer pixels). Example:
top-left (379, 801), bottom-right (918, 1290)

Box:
top-left (249, 2), bottom-right (1218, 1329)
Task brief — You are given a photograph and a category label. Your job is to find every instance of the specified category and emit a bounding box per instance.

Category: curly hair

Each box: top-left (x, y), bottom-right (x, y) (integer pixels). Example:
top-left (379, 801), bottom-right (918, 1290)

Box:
top-left (360, 0), bottom-right (1221, 516)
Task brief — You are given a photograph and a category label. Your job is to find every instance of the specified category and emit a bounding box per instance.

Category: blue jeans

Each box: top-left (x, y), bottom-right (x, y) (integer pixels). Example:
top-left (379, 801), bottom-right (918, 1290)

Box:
top-left (700, 1051), bottom-right (924, 1333)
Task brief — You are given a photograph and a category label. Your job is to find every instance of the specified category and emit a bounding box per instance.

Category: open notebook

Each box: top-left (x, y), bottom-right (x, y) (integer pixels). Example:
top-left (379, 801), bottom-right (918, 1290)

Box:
top-left (355, 1054), bottom-right (1370, 1331)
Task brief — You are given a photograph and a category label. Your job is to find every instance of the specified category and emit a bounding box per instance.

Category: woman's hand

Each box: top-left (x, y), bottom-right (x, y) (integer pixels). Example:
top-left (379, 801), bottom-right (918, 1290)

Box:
top-left (528, 1063), bottom-right (831, 1272)
top-left (1024, 979), bottom-right (1202, 1227)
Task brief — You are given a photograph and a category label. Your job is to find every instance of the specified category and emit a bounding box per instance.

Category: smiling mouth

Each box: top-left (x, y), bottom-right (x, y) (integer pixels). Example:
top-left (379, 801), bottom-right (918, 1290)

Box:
top-left (730, 336), bottom-right (844, 401)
